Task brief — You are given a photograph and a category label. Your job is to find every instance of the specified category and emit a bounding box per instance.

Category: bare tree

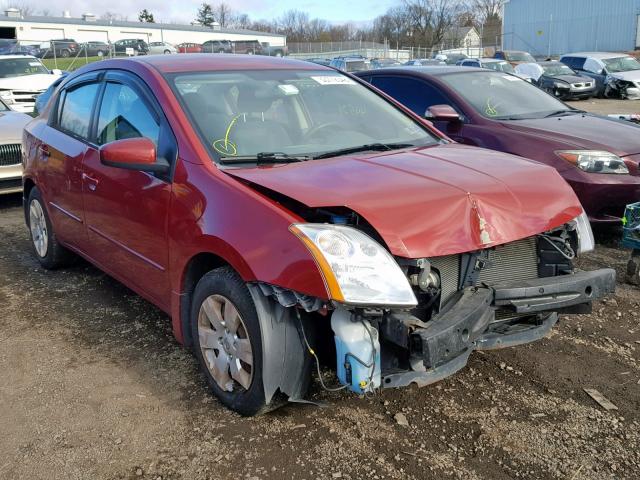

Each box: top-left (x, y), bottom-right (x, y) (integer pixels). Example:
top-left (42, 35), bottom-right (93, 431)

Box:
top-left (471, 0), bottom-right (505, 24)
top-left (212, 2), bottom-right (232, 28)
top-left (3, 1), bottom-right (35, 17)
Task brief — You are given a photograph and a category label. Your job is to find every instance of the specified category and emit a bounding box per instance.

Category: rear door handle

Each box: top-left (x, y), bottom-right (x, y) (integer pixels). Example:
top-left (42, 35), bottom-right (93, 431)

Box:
top-left (82, 173), bottom-right (99, 191)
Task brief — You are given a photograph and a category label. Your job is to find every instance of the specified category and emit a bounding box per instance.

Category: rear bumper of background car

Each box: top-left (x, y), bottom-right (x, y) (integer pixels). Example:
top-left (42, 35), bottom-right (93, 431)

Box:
top-left (382, 268), bottom-right (615, 388)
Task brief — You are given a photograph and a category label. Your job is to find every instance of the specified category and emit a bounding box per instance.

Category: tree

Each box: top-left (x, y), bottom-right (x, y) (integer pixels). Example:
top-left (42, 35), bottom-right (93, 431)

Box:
top-left (213, 2), bottom-right (232, 28)
top-left (3, 1), bottom-right (34, 17)
top-left (138, 9), bottom-right (155, 23)
top-left (196, 3), bottom-right (215, 27)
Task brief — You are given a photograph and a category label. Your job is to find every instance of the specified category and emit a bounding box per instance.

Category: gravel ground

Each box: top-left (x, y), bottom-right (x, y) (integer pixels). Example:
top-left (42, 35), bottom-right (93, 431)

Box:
top-left (1, 98), bottom-right (639, 480)
top-left (567, 97), bottom-right (640, 116)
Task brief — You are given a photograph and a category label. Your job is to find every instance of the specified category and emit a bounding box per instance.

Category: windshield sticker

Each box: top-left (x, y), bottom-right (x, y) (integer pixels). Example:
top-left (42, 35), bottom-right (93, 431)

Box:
top-left (311, 76), bottom-right (356, 86)
top-left (502, 75), bottom-right (520, 81)
top-left (485, 98), bottom-right (499, 117)
top-left (278, 84), bottom-right (299, 95)
top-left (29, 62), bottom-right (41, 67)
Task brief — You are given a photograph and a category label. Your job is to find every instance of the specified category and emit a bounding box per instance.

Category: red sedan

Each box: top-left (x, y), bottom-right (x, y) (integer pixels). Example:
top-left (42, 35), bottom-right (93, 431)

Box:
top-left (177, 42), bottom-right (202, 53)
top-left (23, 55), bottom-right (614, 415)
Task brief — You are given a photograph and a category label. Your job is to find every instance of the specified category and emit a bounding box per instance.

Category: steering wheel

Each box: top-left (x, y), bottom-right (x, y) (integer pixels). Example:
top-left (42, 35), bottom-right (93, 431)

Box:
top-left (305, 122), bottom-right (344, 140)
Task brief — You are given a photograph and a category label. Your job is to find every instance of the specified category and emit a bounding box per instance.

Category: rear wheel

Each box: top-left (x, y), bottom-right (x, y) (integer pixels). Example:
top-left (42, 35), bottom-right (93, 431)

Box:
top-left (60, 49), bottom-right (70, 58)
top-left (164, 49), bottom-right (171, 54)
top-left (218, 49), bottom-right (225, 53)
top-left (27, 187), bottom-right (72, 269)
top-left (247, 50), bottom-right (254, 55)
top-left (191, 267), bottom-right (269, 416)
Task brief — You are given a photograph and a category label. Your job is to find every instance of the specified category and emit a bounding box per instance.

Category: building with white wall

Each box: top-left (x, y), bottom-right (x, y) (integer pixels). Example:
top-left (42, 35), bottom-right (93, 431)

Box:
top-left (0, 9), bottom-right (285, 47)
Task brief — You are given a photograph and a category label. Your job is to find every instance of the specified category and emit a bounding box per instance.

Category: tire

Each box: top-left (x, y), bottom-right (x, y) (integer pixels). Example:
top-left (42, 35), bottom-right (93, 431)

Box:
top-left (275, 51), bottom-right (283, 57)
top-left (190, 267), bottom-right (269, 416)
top-left (97, 50), bottom-right (104, 57)
top-left (26, 187), bottom-right (72, 269)
top-left (164, 50), bottom-right (171, 54)
top-left (218, 49), bottom-right (225, 53)
top-left (247, 50), bottom-right (254, 55)
top-left (60, 49), bottom-right (70, 58)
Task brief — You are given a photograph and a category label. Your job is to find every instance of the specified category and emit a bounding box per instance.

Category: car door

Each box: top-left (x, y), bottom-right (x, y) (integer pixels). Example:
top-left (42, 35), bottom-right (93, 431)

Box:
top-left (37, 75), bottom-right (102, 251)
top-left (81, 72), bottom-right (177, 308)
top-left (369, 75), bottom-right (468, 142)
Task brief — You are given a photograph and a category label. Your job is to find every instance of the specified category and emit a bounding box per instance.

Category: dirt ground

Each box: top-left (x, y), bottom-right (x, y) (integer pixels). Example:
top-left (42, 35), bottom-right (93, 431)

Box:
top-left (1, 99), bottom-right (640, 480)
top-left (566, 97), bottom-right (640, 116)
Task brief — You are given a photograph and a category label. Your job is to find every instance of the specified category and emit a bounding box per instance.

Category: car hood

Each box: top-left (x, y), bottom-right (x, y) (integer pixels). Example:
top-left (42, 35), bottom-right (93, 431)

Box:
top-left (225, 144), bottom-right (582, 258)
top-left (0, 110), bottom-right (31, 142)
top-left (545, 74), bottom-right (592, 84)
top-left (610, 70), bottom-right (640, 82)
top-left (501, 113), bottom-right (640, 156)
top-left (0, 73), bottom-right (60, 91)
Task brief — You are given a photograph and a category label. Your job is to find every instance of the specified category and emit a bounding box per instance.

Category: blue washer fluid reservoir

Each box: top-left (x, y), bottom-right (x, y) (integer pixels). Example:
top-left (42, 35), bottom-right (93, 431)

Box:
top-left (331, 307), bottom-right (381, 394)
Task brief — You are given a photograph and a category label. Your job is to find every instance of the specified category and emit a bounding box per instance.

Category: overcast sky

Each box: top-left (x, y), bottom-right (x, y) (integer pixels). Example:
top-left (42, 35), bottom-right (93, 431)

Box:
top-left (23, 0), bottom-right (395, 24)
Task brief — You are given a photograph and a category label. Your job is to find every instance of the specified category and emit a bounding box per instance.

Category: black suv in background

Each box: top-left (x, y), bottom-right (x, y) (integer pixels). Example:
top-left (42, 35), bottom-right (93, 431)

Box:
top-left (201, 40), bottom-right (232, 53)
top-left (231, 40), bottom-right (263, 54)
top-left (80, 41), bottom-right (111, 57)
top-left (113, 39), bottom-right (149, 56)
top-left (36, 39), bottom-right (80, 58)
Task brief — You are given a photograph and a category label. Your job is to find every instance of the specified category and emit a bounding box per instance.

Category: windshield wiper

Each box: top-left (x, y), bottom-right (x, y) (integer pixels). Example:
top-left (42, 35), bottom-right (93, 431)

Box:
top-left (313, 142), bottom-right (415, 160)
top-left (544, 109), bottom-right (585, 118)
top-left (219, 152), bottom-right (311, 165)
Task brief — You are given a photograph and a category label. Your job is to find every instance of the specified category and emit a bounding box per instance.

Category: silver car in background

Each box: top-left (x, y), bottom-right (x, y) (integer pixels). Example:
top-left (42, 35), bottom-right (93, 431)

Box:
top-left (148, 42), bottom-right (177, 55)
top-left (0, 98), bottom-right (31, 194)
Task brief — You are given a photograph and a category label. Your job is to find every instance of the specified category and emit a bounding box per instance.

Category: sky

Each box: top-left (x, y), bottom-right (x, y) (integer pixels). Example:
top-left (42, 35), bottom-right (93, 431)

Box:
top-left (21, 0), bottom-right (397, 24)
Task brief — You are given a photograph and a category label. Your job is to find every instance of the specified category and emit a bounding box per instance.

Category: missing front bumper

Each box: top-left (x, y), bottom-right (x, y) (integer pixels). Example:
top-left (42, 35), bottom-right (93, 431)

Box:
top-left (381, 268), bottom-right (615, 389)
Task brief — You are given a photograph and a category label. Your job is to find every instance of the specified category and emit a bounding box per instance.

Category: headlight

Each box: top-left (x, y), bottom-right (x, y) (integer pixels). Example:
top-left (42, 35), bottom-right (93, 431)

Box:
top-left (0, 89), bottom-right (14, 104)
top-left (556, 150), bottom-right (629, 174)
top-left (290, 224), bottom-right (417, 307)
top-left (572, 211), bottom-right (595, 254)
top-left (554, 81), bottom-right (569, 89)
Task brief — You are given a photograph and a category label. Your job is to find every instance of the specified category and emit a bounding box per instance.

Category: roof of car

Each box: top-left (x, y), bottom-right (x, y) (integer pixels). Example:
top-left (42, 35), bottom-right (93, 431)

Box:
top-left (362, 66), bottom-right (485, 76)
top-left (561, 52), bottom-right (629, 59)
top-left (0, 54), bottom-right (37, 60)
top-left (112, 54), bottom-right (328, 73)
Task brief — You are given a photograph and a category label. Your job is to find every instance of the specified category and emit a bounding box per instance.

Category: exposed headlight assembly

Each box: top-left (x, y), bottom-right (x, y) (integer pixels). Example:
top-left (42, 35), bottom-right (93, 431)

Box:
top-left (572, 211), bottom-right (595, 254)
top-left (290, 224), bottom-right (417, 307)
top-left (0, 89), bottom-right (14, 104)
top-left (556, 150), bottom-right (629, 174)
top-left (553, 81), bottom-right (569, 89)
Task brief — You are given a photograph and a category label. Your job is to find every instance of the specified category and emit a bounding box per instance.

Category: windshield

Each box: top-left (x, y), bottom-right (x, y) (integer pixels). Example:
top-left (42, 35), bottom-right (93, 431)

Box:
top-left (172, 69), bottom-right (439, 159)
top-left (0, 98), bottom-right (8, 111)
top-left (603, 56), bottom-right (640, 73)
top-left (543, 64), bottom-right (575, 76)
top-left (507, 52), bottom-right (535, 62)
top-left (485, 61), bottom-right (515, 73)
top-left (0, 57), bottom-right (48, 78)
top-left (439, 71), bottom-right (571, 120)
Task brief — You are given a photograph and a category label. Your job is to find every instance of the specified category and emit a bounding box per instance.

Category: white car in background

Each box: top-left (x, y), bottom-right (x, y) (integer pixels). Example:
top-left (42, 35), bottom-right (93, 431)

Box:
top-left (148, 42), bottom-right (177, 55)
top-left (0, 55), bottom-right (62, 113)
top-left (0, 97), bottom-right (31, 194)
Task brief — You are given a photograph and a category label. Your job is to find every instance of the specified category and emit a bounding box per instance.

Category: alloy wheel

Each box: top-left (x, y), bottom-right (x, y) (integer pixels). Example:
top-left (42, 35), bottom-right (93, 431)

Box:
top-left (198, 294), bottom-right (254, 392)
top-left (29, 199), bottom-right (48, 258)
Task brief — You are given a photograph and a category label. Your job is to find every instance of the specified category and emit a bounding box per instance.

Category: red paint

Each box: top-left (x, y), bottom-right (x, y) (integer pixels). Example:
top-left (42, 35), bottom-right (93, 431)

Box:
top-left (177, 43), bottom-right (203, 54)
top-left (23, 55), bottom-right (585, 345)
top-left (100, 137), bottom-right (156, 167)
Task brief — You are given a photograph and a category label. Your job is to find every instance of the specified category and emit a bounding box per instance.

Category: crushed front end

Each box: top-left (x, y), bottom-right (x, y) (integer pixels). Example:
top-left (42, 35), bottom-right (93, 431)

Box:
top-left (294, 212), bottom-right (616, 392)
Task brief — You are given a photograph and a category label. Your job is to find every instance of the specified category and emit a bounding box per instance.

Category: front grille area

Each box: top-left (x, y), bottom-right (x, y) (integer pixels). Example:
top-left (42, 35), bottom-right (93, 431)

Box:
top-left (430, 237), bottom-right (539, 306)
top-left (0, 143), bottom-right (21, 167)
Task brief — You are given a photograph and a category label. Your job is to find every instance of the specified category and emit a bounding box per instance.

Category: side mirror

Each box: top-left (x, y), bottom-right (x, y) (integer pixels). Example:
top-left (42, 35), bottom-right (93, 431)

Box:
top-left (51, 69), bottom-right (62, 75)
top-left (425, 104), bottom-right (461, 122)
top-left (100, 137), bottom-right (169, 174)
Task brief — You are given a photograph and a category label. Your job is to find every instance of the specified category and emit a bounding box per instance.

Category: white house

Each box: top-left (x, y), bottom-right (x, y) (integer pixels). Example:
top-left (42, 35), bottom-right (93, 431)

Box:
top-left (0, 9), bottom-right (286, 47)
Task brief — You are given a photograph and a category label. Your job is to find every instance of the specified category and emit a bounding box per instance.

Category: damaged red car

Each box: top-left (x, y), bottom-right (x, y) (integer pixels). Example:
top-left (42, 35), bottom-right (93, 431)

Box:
top-left (23, 55), bottom-right (615, 415)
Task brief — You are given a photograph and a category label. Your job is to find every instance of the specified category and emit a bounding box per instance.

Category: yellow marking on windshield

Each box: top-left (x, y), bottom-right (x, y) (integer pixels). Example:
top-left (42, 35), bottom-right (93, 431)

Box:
top-left (485, 98), bottom-right (498, 117)
top-left (212, 114), bottom-right (242, 156)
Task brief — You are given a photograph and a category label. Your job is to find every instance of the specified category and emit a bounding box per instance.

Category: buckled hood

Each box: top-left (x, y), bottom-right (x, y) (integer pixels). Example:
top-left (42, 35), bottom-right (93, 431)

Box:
top-left (225, 144), bottom-right (583, 258)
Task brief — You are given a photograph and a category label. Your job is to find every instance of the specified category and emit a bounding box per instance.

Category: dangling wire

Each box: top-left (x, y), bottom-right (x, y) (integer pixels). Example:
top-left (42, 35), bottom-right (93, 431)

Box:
top-left (295, 309), bottom-right (348, 392)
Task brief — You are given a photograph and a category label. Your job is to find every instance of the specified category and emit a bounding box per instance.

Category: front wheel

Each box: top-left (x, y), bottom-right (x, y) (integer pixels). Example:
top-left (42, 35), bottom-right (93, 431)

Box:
top-left (60, 49), bottom-right (70, 58)
top-left (164, 50), bottom-right (171, 54)
top-left (26, 187), bottom-right (72, 269)
top-left (191, 267), bottom-right (270, 416)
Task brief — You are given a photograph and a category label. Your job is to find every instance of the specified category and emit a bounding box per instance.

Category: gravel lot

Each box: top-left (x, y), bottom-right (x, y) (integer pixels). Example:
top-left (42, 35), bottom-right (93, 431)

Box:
top-left (1, 99), bottom-right (639, 480)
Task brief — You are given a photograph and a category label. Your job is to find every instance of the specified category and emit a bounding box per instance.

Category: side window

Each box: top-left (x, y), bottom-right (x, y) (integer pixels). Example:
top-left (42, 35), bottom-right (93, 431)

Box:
top-left (583, 58), bottom-right (603, 74)
top-left (371, 76), bottom-right (452, 116)
top-left (58, 82), bottom-right (100, 139)
top-left (96, 82), bottom-right (160, 146)
top-left (495, 52), bottom-right (504, 59)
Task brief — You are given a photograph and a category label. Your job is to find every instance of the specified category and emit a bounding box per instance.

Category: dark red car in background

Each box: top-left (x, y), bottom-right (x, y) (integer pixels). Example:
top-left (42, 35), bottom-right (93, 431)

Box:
top-left (356, 67), bottom-right (640, 223)
top-left (22, 55), bottom-right (614, 415)
top-left (177, 42), bottom-right (203, 53)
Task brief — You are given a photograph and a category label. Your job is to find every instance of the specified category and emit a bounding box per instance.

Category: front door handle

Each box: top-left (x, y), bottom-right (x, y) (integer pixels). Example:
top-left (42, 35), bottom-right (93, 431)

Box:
top-left (82, 173), bottom-right (99, 191)
top-left (38, 145), bottom-right (50, 159)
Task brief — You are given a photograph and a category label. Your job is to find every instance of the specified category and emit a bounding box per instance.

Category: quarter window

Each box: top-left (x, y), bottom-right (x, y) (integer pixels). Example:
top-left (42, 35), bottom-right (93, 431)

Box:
top-left (58, 83), bottom-right (100, 139)
top-left (96, 83), bottom-right (160, 146)
top-left (371, 76), bottom-right (452, 116)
